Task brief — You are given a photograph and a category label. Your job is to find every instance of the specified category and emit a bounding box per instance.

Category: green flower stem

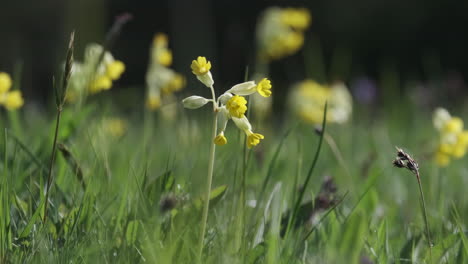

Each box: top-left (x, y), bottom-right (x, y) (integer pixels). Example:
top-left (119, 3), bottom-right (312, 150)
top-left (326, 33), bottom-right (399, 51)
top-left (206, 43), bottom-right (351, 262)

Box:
top-left (196, 86), bottom-right (218, 263)
top-left (416, 171), bottom-right (433, 262)
top-left (43, 107), bottom-right (62, 223)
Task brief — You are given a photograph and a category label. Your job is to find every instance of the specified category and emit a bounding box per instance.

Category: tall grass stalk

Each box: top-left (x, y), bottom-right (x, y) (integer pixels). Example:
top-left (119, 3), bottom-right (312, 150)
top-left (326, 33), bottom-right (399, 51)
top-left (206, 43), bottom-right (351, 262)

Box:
top-left (43, 32), bottom-right (74, 223)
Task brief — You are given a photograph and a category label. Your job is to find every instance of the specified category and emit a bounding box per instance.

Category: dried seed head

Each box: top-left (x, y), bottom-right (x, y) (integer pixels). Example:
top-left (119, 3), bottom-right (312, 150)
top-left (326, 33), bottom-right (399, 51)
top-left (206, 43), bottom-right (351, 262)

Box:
top-left (396, 147), bottom-right (407, 160)
top-left (392, 159), bottom-right (405, 168)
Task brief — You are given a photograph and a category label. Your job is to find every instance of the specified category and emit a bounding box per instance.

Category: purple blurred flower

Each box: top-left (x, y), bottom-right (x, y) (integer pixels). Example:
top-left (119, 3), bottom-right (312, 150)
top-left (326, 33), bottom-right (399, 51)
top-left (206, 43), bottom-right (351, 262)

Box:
top-left (351, 77), bottom-right (377, 104)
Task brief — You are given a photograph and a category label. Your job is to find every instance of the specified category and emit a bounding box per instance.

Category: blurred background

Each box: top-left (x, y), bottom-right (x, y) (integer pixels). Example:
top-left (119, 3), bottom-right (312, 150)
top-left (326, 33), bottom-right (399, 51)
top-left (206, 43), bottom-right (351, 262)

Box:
top-left (1, 0), bottom-right (468, 108)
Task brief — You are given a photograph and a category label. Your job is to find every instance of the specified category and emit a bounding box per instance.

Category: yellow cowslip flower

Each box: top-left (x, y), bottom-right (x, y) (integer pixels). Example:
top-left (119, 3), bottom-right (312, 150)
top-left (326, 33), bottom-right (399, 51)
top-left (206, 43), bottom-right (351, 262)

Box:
top-left (435, 151), bottom-right (450, 167)
top-left (458, 131), bottom-right (468, 145)
top-left (0, 72), bottom-right (12, 93)
top-left (146, 95), bottom-right (161, 110)
top-left (106, 60), bottom-right (125, 80)
top-left (226, 95), bottom-right (247, 118)
top-left (444, 117), bottom-right (463, 134)
top-left (89, 75), bottom-right (112, 93)
top-left (247, 131), bottom-right (264, 148)
top-left (214, 132), bottom-right (227, 146)
top-left (4, 90), bottom-right (24, 110)
top-left (191, 56), bottom-right (211, 76)
top-left (256, 78), bottom-right (272, 97)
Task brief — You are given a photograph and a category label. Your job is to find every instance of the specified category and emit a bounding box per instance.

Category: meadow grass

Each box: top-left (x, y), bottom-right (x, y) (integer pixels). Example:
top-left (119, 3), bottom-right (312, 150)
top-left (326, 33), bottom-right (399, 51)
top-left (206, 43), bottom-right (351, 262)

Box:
top-left (1, 93), bottom-right (468, 263)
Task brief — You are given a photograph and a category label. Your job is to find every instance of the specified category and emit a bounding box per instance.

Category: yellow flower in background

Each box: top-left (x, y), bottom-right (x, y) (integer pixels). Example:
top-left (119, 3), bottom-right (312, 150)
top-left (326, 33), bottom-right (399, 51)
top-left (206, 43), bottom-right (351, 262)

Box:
top-left (256, 7), bottom-right (311, 61)
top-left (146, 95), bottom-right (161, 110)
top-left (67, 43), bottom-right (125, 100)
top-left (432, 108), bottom-right (468, 167)
top-left (106, 60), bottom-right (126, 80)
top-left (89, 75), bottom-right (112, 93)
top-left (281, 8), bottom-right (311, 30)
top-left (146, 33), bottom-right (186, 113)
top-left (0, 73), bottom-right (25, 110)
top-left (103, 118), bottom-right (127, 138)
top-left (0, 72), bottom-right (12, 93)
top-left (226, 95), bottom-right (247, 118)
top-left (443, 117), bottom-right (463, 134)
top-left (289, 80), bottom-right (352, 124)
top-left (3, 90), bottom-right (24, 110)
top-left (158, 50), bottom-right (173, 66)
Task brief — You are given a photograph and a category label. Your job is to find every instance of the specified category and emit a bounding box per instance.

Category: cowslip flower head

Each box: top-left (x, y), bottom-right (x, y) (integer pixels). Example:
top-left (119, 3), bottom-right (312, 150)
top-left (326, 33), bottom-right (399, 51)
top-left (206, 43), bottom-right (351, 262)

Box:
top-left (191, 56), bottom-right (214, 87)
top-left (0, 72), bottom-right (12, 93)
top-left (226, 95), bottom-right (247, 118)
top-left (183, 56), bottom-right (269, 148)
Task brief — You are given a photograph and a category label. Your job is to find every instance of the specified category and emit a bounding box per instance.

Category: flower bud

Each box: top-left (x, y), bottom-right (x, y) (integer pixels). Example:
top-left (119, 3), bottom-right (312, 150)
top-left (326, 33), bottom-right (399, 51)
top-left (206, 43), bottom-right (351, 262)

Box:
top-left (227, 81), bottom-right (256, 96)
top-left (182, 96), bottom-right (209, 109)
top-left (232, 115), bottom-right (252, 132)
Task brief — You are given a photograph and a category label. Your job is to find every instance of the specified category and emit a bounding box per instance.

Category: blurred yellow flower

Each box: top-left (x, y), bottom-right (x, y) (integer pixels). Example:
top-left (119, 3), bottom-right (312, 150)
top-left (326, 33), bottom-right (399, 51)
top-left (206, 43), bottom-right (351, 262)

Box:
top-left (146, 95), bottom-right (161, 110)
top-left (89, 75), bottom-right (112, 93)
top-left (0, 73), bottom-right (24, 111)
top-left (158, 50), bottom-right (173, 66)
top-left (289, 80), bottom-right (352, 124)
top-left (103, 118), bottom-right (127, 138)
top-left (226, 95), bottom-right (247, 118)
top-left (106, 60), bottom-right (126, 80)
top-left (433, 108), bottom-right (468, 167)
top-left (281, 8), bottom-right (311, 30)
top-left (0, 72), bottom-right (12, 93)
top-left (257, 7), bottom-right (311, 61)
top-left (68, 43), bottom-right (125, 99)
top-left (146, 33), bottom-right (186, 113)
top-left (3, 90), bottom-right (24, 110)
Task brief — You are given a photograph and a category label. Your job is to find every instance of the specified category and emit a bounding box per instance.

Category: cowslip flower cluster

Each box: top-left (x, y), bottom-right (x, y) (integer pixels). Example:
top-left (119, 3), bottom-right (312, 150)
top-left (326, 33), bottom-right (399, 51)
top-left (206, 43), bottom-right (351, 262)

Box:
top-left (0, 72), bottom-right (24, 110)
top-left (146, 33), bottom-right (185, 111)
top-left (182, 56), bottom-right (272, 148)
top-left (256, 7), bottom-right (311, 61)
top-left (67, 43), bottom-right (125, 102)
top-left (289, 80), bottom-right (352, 124)
top-left (433, 108), bottom-right (468, 167)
